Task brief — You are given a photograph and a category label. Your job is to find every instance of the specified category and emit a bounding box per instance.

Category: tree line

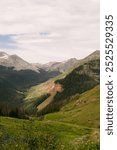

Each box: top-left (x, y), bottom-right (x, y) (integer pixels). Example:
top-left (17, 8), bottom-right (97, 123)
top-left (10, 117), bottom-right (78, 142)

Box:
top-left (0, 103), bottom-right (29, 119)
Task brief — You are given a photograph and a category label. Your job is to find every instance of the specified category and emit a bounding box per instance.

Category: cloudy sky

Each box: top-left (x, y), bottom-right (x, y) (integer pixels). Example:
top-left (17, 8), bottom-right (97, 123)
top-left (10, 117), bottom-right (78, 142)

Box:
top-left (0, 0), bottom-right (100, 63)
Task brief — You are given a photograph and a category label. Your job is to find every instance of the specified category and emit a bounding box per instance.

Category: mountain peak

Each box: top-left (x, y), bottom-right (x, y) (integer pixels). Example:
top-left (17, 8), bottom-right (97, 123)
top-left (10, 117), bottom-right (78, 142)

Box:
top-left (64, 58), bottom-right (77, 63)
top-left (0, 52), bottom-right (40, 72)
top-left (84, 50), bottom-right (100, 61)
top-left (10, 54), bottom-right (29, 63)
top-left (90, 50), bottom-right (100, 55)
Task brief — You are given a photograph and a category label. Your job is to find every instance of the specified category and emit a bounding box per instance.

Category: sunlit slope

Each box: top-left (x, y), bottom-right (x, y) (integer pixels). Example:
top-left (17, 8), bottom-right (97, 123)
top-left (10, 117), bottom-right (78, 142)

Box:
top-left (44, 85), bottom-right (100, 128)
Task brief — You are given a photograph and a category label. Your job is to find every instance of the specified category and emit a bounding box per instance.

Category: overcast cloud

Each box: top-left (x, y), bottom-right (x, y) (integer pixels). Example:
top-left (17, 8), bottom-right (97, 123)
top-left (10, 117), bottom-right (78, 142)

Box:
top-left (0, 0), bottom-right (100, 63)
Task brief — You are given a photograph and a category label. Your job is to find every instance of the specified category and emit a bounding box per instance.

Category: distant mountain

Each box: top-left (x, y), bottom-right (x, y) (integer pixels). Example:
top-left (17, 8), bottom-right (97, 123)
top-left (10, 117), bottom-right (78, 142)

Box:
top-left (0, 50), bottom-right (100, 73)
top-left (33, 50), bottom-right (100, 73)
top-left (0, 52), bottom-right (39, 72)
top-left (0, 51), bottom-right (78, 73)
top-left (40, 58), bottom-right (78, 73)
top-left (0, 51), bottom-right (79, 73)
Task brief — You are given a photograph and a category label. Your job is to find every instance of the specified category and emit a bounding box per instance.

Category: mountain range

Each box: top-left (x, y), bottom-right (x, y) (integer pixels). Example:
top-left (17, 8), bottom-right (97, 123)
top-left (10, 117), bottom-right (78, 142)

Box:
top-left (0, 50), bottom-right (100, 149)
top-left (33, 50), bottom-right (100, 73)
top-left (0, 50), bottom-right (100, 73)
top-left (0, 50), bottom-right (100, 109)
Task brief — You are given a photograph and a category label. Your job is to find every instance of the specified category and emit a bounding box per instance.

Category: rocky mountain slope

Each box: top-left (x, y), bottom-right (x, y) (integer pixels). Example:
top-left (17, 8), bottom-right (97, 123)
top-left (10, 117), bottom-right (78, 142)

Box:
top-left (34, 50), bottom-right (100, 73)
top-left (0, 50), bottom-right (100, 73)
top-left (40, 58), bottom-right (78, 73)
top-left (0, 52), bottom-right (39, 72)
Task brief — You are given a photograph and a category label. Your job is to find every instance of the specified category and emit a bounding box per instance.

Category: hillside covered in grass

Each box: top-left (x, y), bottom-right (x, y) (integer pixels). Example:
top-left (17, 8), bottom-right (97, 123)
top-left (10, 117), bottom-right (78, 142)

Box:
top-left (0, 85), bottom-right (100, 150)
top-left (45, 85), bottom-right (100, 128)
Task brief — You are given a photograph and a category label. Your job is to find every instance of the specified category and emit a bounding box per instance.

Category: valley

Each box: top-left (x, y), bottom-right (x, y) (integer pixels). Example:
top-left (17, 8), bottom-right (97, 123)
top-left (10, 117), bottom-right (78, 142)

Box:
top-left (0, 50), bottom-right (100, 150)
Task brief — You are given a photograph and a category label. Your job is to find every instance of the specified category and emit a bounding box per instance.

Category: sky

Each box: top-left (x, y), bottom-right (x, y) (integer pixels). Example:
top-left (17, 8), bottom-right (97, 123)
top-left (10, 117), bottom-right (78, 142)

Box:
top-left (0, 0), bottom-right (100, 63)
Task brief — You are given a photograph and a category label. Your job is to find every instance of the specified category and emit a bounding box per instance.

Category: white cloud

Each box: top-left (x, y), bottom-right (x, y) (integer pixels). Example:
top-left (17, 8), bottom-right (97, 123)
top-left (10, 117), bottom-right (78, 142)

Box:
top-left (0, 0), bottom-right (100, 63)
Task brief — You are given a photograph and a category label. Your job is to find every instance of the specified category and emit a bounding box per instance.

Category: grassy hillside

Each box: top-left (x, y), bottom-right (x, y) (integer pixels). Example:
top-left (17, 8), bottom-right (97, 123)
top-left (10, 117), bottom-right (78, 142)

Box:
top-left (45, 85), bottom-right (100, 128)
top-left (0, 85), bottom-right (100, 150)
top-left (0, 117), bottom-right (99, 150)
